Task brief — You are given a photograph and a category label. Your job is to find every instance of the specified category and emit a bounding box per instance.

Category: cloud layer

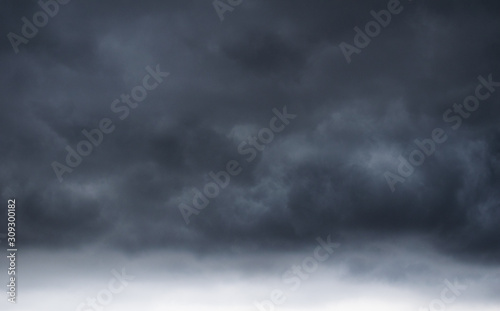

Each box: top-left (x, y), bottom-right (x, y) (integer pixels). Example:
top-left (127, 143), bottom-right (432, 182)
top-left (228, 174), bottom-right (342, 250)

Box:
top-left (0, 0), bottom-right (500, 294)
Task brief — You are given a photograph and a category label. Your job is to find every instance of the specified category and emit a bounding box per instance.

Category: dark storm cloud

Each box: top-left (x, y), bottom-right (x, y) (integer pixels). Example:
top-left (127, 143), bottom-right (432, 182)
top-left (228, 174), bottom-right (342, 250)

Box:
top-left (0, 0), bottom-right (499, 263)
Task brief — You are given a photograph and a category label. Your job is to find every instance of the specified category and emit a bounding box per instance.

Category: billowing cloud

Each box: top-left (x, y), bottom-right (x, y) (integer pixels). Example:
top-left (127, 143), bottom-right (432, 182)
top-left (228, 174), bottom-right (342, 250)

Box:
top-left (0, 0), bottom-right (499, 309)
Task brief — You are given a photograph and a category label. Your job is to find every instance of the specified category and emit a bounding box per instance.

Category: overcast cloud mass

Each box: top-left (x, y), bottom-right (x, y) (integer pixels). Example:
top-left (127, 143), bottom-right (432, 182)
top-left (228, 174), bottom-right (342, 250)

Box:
top-left (0, 0), bottom-right (499, 310)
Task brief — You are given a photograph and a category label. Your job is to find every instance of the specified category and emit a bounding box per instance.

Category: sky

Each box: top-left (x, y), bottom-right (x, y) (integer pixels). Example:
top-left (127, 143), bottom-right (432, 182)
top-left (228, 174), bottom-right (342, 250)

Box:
top-left (0, 0), bottom-right (499, 310)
